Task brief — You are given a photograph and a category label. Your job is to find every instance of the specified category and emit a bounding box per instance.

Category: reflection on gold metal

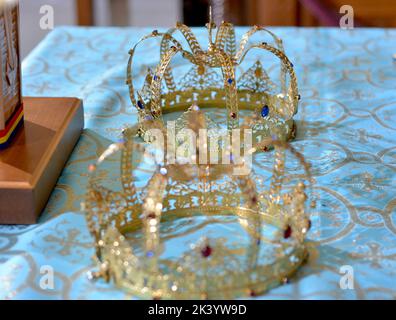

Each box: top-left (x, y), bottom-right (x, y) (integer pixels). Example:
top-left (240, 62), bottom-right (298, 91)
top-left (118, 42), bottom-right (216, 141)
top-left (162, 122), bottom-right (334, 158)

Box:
top-left (84, 112), bottom-right (315, 299)
top-left (126, 12), bottom-right (300, 146)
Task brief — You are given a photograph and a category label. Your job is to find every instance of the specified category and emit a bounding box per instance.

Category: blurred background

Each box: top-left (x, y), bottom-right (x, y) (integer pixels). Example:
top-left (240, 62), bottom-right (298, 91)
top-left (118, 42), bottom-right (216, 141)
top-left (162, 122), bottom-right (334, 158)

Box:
top-left (19, 0), bottom-right (396, 58)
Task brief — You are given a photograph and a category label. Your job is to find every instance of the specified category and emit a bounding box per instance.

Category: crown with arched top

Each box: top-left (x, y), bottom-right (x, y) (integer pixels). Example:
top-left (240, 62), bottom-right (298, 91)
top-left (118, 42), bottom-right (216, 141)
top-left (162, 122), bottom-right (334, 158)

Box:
top-left (84, 109), bottom-right (316, 299)
top-left (126, 10), bottom-right (300, 146)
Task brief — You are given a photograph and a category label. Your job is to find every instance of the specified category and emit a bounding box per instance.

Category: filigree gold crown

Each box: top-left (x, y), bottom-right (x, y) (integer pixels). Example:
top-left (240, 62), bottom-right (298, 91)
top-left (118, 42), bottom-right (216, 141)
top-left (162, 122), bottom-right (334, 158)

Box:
top-left (84, 109), bottom-right (315, 299)
top-left (126, 9), bottom-right (300, 145)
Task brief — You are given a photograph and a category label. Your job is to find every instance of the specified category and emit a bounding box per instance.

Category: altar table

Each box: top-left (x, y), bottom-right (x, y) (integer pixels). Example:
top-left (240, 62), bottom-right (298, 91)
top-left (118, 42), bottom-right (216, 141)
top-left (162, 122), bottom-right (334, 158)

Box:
top-left (0, 26), bottom-right (395, 299)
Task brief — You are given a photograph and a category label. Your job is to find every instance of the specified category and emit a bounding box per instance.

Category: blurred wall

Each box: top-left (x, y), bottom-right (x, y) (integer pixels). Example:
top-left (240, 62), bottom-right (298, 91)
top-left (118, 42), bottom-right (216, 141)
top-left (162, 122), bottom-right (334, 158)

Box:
top-left (19, 0), bottom-right (76, 59)
top-left (240, 0), bottom-right (396, 27)
top-left (19, 0), bottom-right (182, 59)
top-left (19, 0), bottom-right (395, 60)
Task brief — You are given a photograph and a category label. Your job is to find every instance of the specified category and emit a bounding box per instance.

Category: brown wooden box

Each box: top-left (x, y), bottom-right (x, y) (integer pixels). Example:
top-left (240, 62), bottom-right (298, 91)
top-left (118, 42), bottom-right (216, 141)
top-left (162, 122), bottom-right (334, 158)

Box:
top-left (0, 97), bottom-right (84, 224)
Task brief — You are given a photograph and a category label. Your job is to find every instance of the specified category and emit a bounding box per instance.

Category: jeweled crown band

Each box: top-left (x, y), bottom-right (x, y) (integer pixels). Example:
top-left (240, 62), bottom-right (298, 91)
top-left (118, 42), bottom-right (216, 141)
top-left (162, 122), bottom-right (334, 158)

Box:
top-left (85, 114), bottom-right (315, 299)
top-left (126, 21), bottom-right (300, 142)
top-left (84, 14), bottom-right (312, 300)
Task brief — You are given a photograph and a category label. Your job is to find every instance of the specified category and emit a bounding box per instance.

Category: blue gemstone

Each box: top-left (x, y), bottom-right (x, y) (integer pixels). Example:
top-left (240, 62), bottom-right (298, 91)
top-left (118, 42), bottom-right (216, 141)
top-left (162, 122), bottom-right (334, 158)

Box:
top-left (146, 251), bottom-right (154, 258)
top-left (154, 75), bottom-right (158, 81)
top-left (261, 105), bottom-right (269, 117)
top-left (227, 78), bottom-right (233, 84)
top-left (137, 100), bottom-right (144, 109)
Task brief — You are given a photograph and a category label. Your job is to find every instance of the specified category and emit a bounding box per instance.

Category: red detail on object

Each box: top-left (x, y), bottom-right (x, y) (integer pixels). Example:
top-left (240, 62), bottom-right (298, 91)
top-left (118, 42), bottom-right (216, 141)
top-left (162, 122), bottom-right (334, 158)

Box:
top-left (283, 225), bottom-right (292, 239)
top-left (230, 112), bottom-right (236, 119)
top-left (249, 290), bottom-right (257, 297)
top-left (147, 212), bottom-right (156, 219)
top-left (0, 103), bottom-right (23, 138)
top-left (201, 245), bottom-right (212, 258)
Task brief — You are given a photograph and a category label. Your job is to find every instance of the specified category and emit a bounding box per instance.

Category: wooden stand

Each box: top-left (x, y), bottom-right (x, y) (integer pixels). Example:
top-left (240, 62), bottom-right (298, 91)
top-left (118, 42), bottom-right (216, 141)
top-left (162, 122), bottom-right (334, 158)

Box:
top-left (0, 97), bottom-right (84, 224)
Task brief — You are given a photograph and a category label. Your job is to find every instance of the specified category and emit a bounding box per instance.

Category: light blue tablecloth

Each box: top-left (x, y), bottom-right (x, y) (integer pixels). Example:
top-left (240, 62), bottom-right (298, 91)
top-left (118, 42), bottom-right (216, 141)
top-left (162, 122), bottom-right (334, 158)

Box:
top-left (0, 26), bottom-right (395, 299)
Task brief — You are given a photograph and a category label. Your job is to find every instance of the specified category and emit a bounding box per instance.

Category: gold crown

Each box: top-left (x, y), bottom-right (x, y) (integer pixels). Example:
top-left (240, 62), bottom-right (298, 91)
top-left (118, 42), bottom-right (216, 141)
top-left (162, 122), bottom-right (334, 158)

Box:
top-left (84, 109), bottom-right (315, 299)
top-left (126, 9), bottom-right (300, 146)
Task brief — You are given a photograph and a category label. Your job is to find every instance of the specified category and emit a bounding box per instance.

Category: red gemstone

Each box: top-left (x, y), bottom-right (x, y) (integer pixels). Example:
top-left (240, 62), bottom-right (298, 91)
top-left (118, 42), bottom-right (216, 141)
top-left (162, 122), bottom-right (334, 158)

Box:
top-left (283, 225), bottom-right (292, 239)
top-left (147, 212), bottom-right (156, 219)
top-left (249, 289), bottom-right (257, 297)
top-left (201, 245), bottom-right (212, 258)
top-left (251, 196), bottom-right (257, 204)
top-left (230, 112), bottom-right (236, 119)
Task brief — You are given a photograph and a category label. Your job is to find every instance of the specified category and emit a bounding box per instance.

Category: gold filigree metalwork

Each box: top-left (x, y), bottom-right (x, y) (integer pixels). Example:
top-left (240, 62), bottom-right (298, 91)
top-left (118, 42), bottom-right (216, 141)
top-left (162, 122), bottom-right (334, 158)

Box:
top-left (126, 13), bottom-right (300, 146)
top-left (84, 109), bottom-right (315, 299)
